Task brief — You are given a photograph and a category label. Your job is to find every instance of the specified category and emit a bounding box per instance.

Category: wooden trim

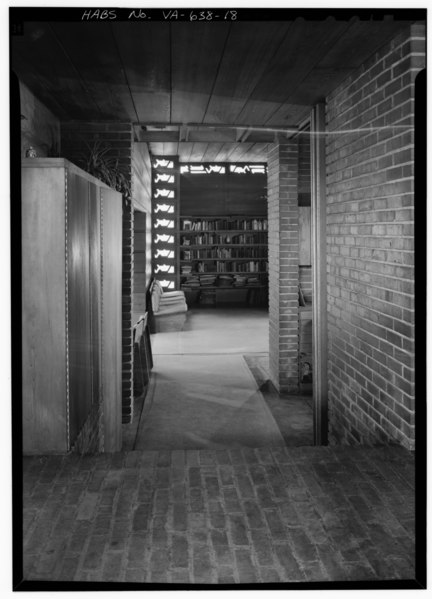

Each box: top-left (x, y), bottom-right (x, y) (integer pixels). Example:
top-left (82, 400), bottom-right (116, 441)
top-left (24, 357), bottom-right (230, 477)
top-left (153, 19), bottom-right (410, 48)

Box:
top-left (64, 169), bottom-right (70, 450)
top-left (311, 103), bottom-right (329, 445)
top-left (22, 158), bottom-right (114, 189)
top-left (101, 188), bottom-right (123, 452)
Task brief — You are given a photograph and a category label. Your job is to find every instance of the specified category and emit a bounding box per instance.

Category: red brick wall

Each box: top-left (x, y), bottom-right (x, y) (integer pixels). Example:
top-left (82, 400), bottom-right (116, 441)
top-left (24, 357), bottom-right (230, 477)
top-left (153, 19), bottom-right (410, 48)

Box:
top-left (267, 142), bottom-right (299, 393)
top-left (325, 24), bottom-right (425, 449)
top-left (61, 121), bottom-right (135, 425)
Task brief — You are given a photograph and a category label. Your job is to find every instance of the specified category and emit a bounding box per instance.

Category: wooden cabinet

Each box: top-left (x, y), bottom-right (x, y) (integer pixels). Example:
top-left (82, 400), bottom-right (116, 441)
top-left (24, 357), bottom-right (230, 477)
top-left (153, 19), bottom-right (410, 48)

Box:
top-left (22, 158), bottom-right (122, 454)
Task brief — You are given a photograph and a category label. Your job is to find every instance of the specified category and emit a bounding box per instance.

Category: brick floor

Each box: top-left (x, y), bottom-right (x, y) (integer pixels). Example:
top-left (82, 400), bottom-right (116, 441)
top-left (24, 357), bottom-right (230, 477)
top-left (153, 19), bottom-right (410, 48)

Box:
top-left (21, 445), bottom-right (416, 585)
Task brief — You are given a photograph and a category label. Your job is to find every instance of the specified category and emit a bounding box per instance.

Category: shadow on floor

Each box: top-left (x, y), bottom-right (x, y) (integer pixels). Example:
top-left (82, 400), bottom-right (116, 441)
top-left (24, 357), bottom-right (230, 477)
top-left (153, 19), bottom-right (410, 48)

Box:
top-left (243, 354), bottom-right (313, 447)
top-left (124, 352), bottom-right (313, 451)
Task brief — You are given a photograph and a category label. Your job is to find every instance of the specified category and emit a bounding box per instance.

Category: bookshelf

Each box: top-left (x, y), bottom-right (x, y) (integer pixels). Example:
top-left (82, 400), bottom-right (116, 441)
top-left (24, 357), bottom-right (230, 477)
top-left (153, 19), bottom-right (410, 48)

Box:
top-left (179, 216), bottom-right (268, 305)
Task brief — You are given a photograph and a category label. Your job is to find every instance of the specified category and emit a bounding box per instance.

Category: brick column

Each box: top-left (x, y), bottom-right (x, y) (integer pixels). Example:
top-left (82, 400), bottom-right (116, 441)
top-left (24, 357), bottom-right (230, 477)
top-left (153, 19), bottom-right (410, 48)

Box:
top-left (267, 142), bottom-right (299, 393)
top-left (122, 203), bottom-right (134, 423)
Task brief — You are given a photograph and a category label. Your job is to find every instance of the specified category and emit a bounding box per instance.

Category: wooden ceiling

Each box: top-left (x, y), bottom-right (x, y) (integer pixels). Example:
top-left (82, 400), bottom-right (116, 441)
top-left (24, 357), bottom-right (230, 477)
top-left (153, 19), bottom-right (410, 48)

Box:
top-left (11, 13), bottom-right (420, 162)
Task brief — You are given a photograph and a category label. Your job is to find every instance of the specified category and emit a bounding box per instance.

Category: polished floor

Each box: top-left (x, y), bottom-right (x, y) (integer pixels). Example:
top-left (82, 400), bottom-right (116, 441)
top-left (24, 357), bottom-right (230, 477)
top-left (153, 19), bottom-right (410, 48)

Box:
top-left (126, 306), bottom-right (313, 451)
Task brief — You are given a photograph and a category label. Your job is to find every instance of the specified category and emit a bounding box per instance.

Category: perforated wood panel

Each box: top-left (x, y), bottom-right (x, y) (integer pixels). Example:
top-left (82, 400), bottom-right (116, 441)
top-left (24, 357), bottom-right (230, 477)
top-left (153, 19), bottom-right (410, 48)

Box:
top-left (151, 156), bottom-right (180, 289)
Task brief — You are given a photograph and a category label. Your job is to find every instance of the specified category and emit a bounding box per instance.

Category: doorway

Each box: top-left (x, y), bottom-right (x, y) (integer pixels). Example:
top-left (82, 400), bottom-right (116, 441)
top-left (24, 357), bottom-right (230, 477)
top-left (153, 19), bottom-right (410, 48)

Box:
top-left (124, 151), bottom-right (315, 451)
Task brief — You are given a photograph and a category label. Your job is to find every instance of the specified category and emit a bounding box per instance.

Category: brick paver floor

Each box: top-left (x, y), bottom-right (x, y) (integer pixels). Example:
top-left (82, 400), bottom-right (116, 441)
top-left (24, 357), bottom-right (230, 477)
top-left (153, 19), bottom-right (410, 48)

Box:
top-left (21, 445), bottom-right (415, 584)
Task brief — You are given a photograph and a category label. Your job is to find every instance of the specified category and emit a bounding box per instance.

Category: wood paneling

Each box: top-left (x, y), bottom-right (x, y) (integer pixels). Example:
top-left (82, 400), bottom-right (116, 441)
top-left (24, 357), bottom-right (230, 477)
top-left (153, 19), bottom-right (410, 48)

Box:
top-left (67, 171), bottom-right (92, 445)
top-left (50, 22), bottom-right (137, 121)
top-left (102, 188), bottom-right (123, 452)
top-left (180, 170), bottom-right (267, 216)
top-left (171, 22), bottom-right (230, 123)
top-left (204, 21), bottom-right (290, 124)
top-left (181, 172), bottom-right (227, 215)
top-left (163, 142), bottom-right (179, 156)
top-left (188, 143), bottom-right (210, 162)
top-left (113, 22), bottom-right (171, 122)
top-left (248, 143), bottom-right (272, 160)
top-left (12, 22), bottom-right (100, 120)
top-left (299, 206), bottom-right (311, 265)
top-left (178, 142), bottom-right (194, 162)
top-left (226, 143), bottom-right (254, 162)
top-left (132, 141), bottom-right (152, 212)
top-left (19, 81), bottom-right (60, 158)
top-left (149, 141), bottom-right (269, 163)
top-left (22, 166), bottom-right (67, 453)
top-left (89, 182), bottom-right (101, 411)
top-left (12, 17), bottom-right (419, 127)
top-left (201, 143), bottom-right (224, 162)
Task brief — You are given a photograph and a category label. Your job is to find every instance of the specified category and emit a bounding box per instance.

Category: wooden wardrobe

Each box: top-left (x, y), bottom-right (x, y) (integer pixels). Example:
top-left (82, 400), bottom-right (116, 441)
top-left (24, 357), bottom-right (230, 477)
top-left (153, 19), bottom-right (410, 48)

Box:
top-left (22, 158), bottom-right (122, 454)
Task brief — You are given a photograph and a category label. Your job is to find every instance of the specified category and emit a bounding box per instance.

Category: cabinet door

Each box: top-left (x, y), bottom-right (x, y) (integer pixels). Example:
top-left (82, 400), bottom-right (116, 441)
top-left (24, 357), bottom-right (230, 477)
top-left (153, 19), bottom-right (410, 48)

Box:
top-left (101, 188), bottom-right (122, 451)
top-left (67, 172), bottom-right (92, 447)
top-left (89, 182), bottom-right (102, 412)
top-left (22, 166), bottom-right (68, 453)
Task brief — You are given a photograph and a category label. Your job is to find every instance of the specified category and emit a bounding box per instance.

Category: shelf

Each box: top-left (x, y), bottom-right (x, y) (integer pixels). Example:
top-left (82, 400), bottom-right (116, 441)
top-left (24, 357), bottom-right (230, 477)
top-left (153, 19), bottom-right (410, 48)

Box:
top-left (181, 285), bottom-right (267, 290)
top-left (181, 244), bottom-right (268, 248)
top-left (180, 258), bottom-right (267, 262)
top-left (181, 215), bottom-right (266, 218)
top-left (181, 272), bottom-right (267, 275)
top-left (179, 216), bottom-right (268, 307)
top-left (180, 229), bottom-right (268, 234)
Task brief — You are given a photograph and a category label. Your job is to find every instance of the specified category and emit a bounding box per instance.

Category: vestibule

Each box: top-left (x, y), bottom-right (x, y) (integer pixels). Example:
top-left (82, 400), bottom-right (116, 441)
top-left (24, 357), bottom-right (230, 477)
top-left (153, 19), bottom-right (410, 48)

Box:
top-left (13, 12), bottom-right (425, 454)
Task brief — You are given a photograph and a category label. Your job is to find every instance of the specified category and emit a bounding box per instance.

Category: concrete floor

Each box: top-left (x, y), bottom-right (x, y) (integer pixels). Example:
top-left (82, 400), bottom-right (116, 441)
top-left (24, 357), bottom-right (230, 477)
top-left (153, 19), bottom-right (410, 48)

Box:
top-left (127, 306), bottom-right (313, 450)
top-left (19, 307), bottom-right (418, 588)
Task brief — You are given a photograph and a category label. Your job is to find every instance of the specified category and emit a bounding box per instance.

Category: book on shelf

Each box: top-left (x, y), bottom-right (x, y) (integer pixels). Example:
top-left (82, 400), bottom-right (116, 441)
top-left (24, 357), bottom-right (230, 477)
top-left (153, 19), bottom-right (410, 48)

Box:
top-left (181, 273), bottom-right (268, 289)
top-left (181, 217), bottom-right (268, 232)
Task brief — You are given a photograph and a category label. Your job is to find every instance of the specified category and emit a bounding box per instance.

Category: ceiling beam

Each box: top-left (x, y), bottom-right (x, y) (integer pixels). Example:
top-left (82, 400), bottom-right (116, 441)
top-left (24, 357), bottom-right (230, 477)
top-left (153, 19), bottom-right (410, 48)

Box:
top-left (134, 122), bottom-right (299, 133)
top-left (135, 123), bottom-right (299, 144)
top-left (138, 130), bottom-right (180, 142)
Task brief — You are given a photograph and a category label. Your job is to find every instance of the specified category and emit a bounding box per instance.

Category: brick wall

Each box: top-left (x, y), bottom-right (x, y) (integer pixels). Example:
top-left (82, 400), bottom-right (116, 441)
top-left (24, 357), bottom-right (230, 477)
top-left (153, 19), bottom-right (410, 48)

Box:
top-left (122, 203), bottom-right (134, 423)
top-left (61, 121), bottom-right (135, 425)
top-left (267, 142), bottom-right (299, 393)
top-left (325, 23), bottom-right (425, 449)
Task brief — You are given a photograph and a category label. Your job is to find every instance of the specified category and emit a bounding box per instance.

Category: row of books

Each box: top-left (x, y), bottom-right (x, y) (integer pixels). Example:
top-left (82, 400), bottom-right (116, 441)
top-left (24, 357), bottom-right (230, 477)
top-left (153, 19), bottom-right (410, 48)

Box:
top-left (181, 274), bottom-right (266, 289)
top-left (181, 233), bottom-right (267, 245)
top-left (181, 218), bottom-right (268, 232)
top-left (180, 261), bottom-right (268, 274)
top-left (215, 261), bottom-right (268, 273)
top-left (181, 248), bottom-right (267, 260)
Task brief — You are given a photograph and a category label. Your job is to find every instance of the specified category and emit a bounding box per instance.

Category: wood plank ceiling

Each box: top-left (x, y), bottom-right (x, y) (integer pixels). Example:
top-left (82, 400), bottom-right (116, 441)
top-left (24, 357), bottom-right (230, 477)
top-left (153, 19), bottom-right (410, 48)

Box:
top-left (12, 14), bottom-right (418, 162)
